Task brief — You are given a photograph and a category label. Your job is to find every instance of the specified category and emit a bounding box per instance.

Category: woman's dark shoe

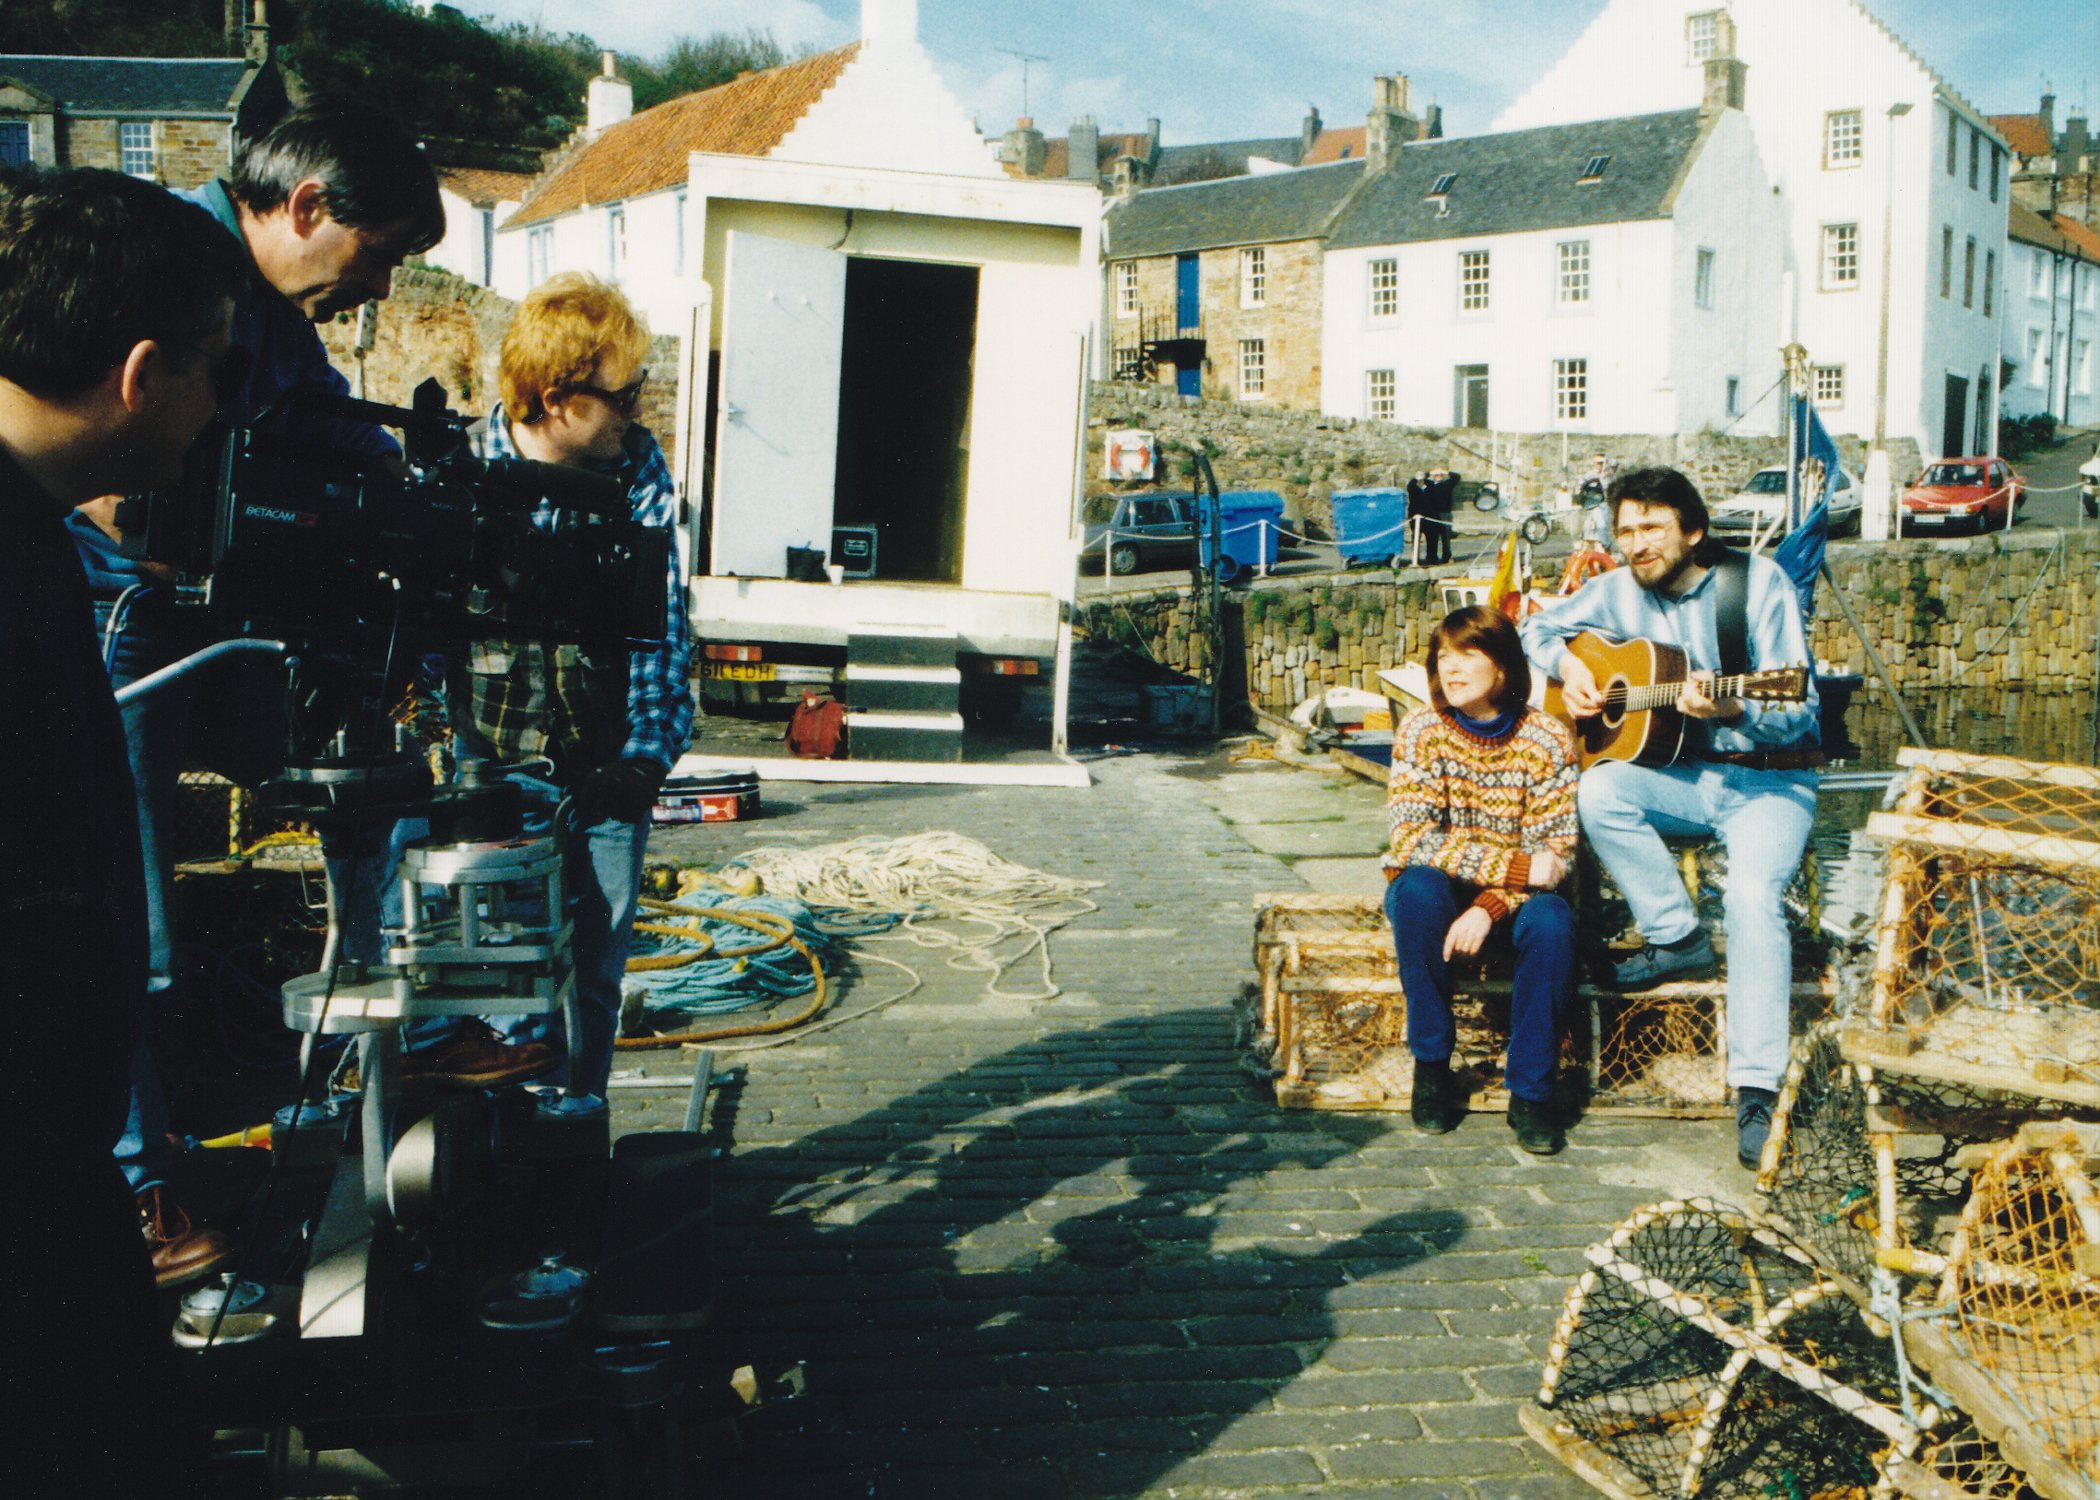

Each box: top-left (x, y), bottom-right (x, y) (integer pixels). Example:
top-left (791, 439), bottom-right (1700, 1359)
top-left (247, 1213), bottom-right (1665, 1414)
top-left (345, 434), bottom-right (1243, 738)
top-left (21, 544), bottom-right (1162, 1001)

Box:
top-left (1410, 1058), bottom-right (1462, 1134)
top-left (1507, 1096), bottom-right (1565, 1156)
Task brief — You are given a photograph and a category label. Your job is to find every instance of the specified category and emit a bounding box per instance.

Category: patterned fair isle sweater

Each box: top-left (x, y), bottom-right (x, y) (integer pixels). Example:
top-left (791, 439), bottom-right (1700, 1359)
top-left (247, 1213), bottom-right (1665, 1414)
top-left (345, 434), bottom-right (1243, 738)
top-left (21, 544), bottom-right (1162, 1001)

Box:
top-left (1383, 704), bottom-right (1580, 921)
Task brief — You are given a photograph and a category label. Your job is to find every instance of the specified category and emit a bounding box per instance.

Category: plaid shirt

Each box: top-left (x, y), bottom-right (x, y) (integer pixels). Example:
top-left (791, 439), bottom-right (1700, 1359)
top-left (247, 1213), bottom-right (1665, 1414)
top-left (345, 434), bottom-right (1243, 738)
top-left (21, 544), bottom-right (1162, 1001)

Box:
top-left (464, 405), bottom-right (693, 776)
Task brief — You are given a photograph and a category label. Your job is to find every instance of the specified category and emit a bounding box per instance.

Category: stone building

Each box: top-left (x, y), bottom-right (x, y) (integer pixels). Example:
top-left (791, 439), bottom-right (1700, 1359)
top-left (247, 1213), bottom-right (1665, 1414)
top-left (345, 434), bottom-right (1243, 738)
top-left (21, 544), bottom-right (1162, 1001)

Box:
top-left (1990, 91), bottom-right (2098, 236)
top-left (0, 16), bottom-right (284, 186)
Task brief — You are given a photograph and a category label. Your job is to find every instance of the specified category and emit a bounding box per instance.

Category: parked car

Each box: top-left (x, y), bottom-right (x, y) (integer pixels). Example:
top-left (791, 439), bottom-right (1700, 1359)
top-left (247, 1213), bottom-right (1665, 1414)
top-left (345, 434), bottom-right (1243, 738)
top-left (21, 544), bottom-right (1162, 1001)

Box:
top-left (1900, 457), bottom-right (2024, 535)
top-left (1708, 464), bottom-right (1862, 541)
top-left (1081, 490), bottom-right (1198, 574)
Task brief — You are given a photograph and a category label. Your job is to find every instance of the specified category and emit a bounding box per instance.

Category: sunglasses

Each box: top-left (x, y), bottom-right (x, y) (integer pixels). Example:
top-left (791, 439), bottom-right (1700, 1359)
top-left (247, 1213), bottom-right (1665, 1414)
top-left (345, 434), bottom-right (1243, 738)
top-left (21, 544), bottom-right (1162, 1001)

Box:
top-left (573, 371), bottom-right (649, 418)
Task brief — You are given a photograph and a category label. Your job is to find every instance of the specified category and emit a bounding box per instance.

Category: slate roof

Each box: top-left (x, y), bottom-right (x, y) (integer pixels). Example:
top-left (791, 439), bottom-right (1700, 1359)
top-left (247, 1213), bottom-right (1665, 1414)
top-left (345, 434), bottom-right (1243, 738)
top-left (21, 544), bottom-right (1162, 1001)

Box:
top-left (1153, 136), bottom-right (1304, 184)
top-left (1106, 158), bottom-right (1366, 259)
top-left (1328, 109), bottom-right (1705, 250)
top-left (507, 44), bottom-right (859, 228)
top-left (1989, 113), bottom-right (2053, 159)
top-left (440, 166), bottom-right (535, 207)
top-left (0, 55), bottom-right (252, 115)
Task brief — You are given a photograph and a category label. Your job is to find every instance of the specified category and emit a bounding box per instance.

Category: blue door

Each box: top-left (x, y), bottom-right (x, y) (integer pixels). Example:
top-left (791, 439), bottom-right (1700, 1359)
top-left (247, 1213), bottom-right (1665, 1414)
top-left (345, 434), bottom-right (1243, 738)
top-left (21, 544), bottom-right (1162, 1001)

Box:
top-left (1175, 254), bottom-right (1199, 332)
top-left (1176, 363), bottom-right (1201, 398)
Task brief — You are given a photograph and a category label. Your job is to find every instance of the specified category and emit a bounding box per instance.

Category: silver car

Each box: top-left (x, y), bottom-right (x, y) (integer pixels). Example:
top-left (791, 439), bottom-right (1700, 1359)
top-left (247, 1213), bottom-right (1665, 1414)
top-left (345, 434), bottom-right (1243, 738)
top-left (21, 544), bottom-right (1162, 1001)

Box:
top-left (1707, 465), bottom-right (1862, 542)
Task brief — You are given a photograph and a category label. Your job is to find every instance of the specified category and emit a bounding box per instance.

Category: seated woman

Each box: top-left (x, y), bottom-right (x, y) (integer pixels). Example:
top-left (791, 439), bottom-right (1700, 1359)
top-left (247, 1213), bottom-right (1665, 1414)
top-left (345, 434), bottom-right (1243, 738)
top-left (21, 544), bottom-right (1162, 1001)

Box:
top-left (1383, 605), bottom-right (1580, 1153)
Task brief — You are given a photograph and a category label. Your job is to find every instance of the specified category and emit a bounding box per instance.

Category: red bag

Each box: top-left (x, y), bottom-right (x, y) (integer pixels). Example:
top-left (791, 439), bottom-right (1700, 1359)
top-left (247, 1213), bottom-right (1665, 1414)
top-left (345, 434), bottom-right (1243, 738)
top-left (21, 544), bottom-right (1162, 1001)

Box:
top-left (785, 691), bottom-right (847, 759)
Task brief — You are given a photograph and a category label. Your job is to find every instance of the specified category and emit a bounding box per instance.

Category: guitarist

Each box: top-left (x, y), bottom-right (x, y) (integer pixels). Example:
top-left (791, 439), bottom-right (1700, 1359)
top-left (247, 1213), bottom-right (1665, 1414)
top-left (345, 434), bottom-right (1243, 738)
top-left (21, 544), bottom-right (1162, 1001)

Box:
top-left (1517, 467), bottom-right (1821, 1170)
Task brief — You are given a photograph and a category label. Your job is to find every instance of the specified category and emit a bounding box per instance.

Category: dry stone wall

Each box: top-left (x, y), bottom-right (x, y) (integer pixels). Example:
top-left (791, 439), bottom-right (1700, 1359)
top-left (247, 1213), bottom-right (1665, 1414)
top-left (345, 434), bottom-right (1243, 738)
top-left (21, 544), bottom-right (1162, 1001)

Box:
top-left (1082, 530), bottom-right (2100, 705)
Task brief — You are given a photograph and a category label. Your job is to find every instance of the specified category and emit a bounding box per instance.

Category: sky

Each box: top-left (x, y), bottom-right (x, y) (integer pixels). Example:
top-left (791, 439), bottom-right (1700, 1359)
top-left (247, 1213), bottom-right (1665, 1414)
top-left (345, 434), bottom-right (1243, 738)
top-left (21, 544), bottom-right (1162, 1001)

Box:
top-left (455, 0), bottom-right (2093, 147)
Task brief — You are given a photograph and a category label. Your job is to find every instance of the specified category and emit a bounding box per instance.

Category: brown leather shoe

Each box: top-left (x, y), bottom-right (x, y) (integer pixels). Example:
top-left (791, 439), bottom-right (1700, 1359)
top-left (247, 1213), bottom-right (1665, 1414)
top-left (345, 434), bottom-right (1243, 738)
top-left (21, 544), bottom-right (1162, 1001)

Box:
top-left (137, 1185), bottom-right (235, 1290)
top-left (400, 1020), bottom-right (558, 1090)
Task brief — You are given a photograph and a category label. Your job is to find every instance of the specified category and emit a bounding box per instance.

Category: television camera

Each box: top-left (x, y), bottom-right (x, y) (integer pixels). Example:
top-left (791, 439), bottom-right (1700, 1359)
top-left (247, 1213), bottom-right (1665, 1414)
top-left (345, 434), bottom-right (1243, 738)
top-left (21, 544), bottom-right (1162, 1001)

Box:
top-left (113, 382), bottom-right (723, 1495)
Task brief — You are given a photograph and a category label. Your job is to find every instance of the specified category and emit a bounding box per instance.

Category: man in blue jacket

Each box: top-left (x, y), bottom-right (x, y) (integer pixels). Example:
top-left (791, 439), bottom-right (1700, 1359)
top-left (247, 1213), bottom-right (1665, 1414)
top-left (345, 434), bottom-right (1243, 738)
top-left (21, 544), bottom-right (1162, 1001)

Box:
top-left (1519, 467), bottom-right (1820, 1170)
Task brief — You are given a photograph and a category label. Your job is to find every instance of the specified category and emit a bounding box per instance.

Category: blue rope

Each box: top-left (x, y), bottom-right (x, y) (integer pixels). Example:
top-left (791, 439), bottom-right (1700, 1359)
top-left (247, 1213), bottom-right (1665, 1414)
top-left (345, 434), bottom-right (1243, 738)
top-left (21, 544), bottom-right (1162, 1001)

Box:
top-left (625, 893), bottom-right (842, 1017)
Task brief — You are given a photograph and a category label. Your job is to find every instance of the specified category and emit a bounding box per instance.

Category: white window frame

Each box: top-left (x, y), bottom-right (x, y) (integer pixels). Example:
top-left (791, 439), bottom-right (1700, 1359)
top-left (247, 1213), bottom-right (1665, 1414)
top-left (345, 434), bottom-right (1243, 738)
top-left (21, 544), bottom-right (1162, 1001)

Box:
top-left (2082, 269), bottom-right (2096, 310)
top-left (1557, 239), bottom-right (1590, 305)
top-left (1112, 344), bottom-right (1143, 381)
top-left (1238, 337), bottom-right (1266, 400)
top-left (119, 120), bottom-right (155, 178)
top-left (1823, 109), bottom-right (1863, 168)
top-left (527, 225), bottom-right (551, 286)
top-left (1686, 10), bottom-right (1722, 63)
top-left (2077, 338), bottom-right (2093, 395)
top-left (1553, 358), bottom-right (1588, 423)
top-left (2031, 251), bottom-right (2049, 298)
top-left (1114, 261), bottom-right (1138, 319)
top-left (2027, 328), bottom-right (2049, 387)
top-left (1694, 247), bottom-right (1716, 309)
top-left (1820, 222), bottom-right (1859, 290)
top-left (1366, 368), bottom-right (1397, 421)
top-left (1811, 364), bottom-right (1845, 407)
top-left (1459, 248), bottom-right (1491, 313)
top-left (607, 205), bottom-right (626, 280)
top-left (1240, 246), bottom-right (1266, 309)
top-left (1367, 257), bottom-right (1398, 320)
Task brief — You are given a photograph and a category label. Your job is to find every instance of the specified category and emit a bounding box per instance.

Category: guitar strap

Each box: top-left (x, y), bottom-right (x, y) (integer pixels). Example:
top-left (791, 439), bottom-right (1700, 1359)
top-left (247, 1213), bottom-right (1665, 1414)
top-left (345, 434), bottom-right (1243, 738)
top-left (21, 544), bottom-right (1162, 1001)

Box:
top-left (1711, 548), bottom-right (1752, 678)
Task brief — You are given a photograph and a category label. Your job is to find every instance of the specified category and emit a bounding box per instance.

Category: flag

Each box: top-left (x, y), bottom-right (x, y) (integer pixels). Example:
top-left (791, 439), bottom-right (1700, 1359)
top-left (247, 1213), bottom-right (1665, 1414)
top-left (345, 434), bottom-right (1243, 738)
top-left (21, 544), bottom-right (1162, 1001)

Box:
top-left (1775, 395), bottom-right (1833, 619)
top-left (1487, 531), bottom-right (1522, 620)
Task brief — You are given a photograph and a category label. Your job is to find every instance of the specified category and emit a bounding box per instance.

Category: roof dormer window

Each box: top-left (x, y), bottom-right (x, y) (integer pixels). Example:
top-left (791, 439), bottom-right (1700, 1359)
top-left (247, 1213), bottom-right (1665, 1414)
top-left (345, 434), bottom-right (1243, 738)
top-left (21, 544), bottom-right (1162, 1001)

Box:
top-left (1428, 172), bottom-right (1457, 198)
top-left (1578, 154), bottom-right (1610, 183)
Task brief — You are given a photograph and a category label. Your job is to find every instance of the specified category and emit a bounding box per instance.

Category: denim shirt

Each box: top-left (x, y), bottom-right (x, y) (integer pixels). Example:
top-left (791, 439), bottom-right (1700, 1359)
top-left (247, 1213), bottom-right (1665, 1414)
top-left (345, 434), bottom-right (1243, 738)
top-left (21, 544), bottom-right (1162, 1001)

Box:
top-left (1517, 551), bottom-right (1819, 752)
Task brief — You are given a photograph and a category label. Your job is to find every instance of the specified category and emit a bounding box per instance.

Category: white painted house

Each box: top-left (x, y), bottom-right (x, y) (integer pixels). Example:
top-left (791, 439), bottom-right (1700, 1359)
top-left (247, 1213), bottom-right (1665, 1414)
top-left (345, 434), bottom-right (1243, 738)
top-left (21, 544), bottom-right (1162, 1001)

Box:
top-left (1496, 0), bottom-right (2009, 460)
top-left (2002, 203), bottom-right (2099, 428)
top-left (426, 166), bottom-right (533, 288)
top-left (1321, 104), bottom-right (1784, 436)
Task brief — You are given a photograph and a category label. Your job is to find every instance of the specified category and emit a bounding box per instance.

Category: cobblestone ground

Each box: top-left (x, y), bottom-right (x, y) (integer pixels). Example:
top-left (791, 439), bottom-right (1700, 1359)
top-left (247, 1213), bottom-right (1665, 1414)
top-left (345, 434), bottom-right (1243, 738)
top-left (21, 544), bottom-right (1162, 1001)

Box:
top-left (624, 750), bottom-right (1743, 1499)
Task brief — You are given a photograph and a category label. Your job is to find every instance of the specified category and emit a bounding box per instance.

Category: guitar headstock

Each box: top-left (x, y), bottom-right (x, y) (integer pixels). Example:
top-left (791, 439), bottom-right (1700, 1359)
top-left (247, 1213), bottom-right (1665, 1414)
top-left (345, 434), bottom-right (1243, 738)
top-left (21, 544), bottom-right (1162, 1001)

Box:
top-left (1741, 665), bottom-right (1811, 702)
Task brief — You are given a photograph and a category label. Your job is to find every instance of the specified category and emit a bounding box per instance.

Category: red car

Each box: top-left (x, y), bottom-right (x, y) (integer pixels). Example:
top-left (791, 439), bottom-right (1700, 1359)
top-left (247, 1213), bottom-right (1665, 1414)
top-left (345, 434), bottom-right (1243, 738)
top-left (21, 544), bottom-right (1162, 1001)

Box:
top-left (1900, 457), bottom-right (2024, 536)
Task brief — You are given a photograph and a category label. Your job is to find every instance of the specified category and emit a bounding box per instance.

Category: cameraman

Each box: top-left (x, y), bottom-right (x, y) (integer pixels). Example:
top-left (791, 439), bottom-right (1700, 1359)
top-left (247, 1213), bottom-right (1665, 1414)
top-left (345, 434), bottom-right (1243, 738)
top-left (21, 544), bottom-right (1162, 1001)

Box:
top-left (0, 167), bottom-right (247, 1498)
top-left (67, 101), bottom-right (454, 1287)
top-left (437, 272), bottom-right (693, 1105)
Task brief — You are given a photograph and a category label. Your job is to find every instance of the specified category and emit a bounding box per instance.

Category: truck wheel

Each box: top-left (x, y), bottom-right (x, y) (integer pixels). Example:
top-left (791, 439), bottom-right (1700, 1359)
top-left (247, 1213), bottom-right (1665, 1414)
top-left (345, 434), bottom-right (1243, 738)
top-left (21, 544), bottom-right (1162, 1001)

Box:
top-left (1109, 543), bottom-right (1140, 575)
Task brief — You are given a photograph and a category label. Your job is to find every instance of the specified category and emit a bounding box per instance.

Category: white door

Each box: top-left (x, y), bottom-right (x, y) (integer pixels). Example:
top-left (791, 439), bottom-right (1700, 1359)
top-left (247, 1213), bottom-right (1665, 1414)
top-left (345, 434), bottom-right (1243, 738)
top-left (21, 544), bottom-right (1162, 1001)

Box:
top-left (710, 230), bottom-right (846, 577)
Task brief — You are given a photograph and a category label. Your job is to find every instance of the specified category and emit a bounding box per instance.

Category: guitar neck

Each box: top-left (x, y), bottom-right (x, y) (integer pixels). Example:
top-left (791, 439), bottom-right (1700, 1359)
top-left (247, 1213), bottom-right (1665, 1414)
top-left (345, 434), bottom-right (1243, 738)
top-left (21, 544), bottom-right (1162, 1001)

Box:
top-left (1614, 673), bottom-right (1763, 712)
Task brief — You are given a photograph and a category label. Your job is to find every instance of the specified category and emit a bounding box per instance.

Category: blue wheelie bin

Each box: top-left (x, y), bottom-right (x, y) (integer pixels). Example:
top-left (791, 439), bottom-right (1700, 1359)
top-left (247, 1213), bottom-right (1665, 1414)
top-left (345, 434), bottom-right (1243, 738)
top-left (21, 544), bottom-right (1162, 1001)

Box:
top-left (1197, 490), bottom-right (1285, 583)
top-left (1330, 487), bottom-right (1411, 566)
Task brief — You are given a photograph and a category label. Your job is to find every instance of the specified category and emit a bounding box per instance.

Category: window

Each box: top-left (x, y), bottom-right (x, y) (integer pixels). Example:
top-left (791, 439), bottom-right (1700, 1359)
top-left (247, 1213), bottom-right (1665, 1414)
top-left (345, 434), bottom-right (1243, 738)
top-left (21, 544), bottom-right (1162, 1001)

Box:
top-left (2076, 338), bottom-right (2093, 395)
top-left (1114, 261), bottom-right (1137, 318)
top-left (1367, 368), bottom-right (1396, 421)
top-left (1557, 240), bottom-right (1591, 305)
top-left (673, 189), bottom-right (687, 275)
top-left (1459, 249), bottom-right (1491, 311)
top-left (527, 226), bottom-right (551, 285)
top-left (1943, 227), bottom-right (1954, 298)
top-left (1725, 376), bottom-right (1741, 417)
top-left (1983, 250), bottom-right (1995, 316)
top-left (2027, 329), bottom-right (2048, 387)
top-left (1686, 10), bottom-right (1722, 63)
top-left (119, 121), bottom-right (154, 178)
top-left (1238, 338), bottom-right (1266, 399)
top-left (1112, 345), bottom-right (1142, 381)
top-left (1240, 246), bottom-right (1266, 309)
top-left (1963, 236), bottom-right (1976, 308)
top-left (1694, 247), bottom-right (1716, 308)
top-left (1947, 109), bottom-right (1959, 175)
top-left (2032, 251), bottom-right (2049, 298)
top-left (1429, 172), bottom-right (1457, 197)
top-left (1820, 223), bottom-right (1859, 289)
top-left (1578, 154), bottom-right (1610, 183)
top-left (2083, 268), bottom-right (2097, 309)
top-left (1990, 146), bottom-right (2001, 202)
top-left (1824, 109), bottom-right (1862, 168)
top-left (1553, 357), bottom-right (1588, 422)
top-left (1969, 126), bottom-right (1980, 189)
top-left (1811, 364), bottom-right (1845, 407)
top-left (607, 205), bottom-right (626, 279)
top-left (0, 121), bottom-right (27, 167)
top-left (1367, 258), bottom-right (1398, 319)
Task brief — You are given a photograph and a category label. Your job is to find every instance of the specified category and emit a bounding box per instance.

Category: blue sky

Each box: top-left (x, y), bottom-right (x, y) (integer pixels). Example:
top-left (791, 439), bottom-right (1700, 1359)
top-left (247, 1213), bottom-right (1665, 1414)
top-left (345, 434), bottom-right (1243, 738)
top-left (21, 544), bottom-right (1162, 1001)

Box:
top-left (462, 0), bottom-right (2091, 145)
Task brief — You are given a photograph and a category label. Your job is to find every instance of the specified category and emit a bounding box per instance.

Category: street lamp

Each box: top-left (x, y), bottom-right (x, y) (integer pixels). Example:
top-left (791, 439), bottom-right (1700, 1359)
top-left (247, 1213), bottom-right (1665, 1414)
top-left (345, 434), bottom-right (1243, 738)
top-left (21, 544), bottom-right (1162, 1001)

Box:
top-left (1865, 99), bottom-right (1914, 543)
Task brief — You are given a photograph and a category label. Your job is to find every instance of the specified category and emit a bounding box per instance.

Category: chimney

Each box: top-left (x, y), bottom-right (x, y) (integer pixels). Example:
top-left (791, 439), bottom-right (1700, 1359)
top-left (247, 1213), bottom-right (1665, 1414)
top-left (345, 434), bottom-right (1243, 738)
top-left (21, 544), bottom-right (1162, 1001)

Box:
top-left (1111, 155), bottom-right (1142, 200)
top-left (1301, 104), bottom-right (1323, 156)
top-left (1423, 102), bottom-right (1444, 140)
top-left (1067, 115), bottom-right (1100, 183)
top-left (587, 52), bottom-right (633, 136)
top-left (2041, 91), bottom-right (2056, 144)
top-left (1002, 117), bottom-right (1047, 176)
top-left (1701, 56), bottom-right (1746, 115)
top-left (861, 0), bottom-right (918, 50)
top-left (1366, 73), bottom-right (1419, 171)
top-left (2066, 115), bottom-right (2092, 167)
top-left (243, 0), bottom-right (270, 63)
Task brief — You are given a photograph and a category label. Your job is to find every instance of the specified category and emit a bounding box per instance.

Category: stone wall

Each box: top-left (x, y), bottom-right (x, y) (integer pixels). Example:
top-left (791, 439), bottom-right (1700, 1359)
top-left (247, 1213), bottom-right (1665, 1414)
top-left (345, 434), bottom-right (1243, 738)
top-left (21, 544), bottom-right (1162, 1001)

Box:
top-left (1116, 241), bottom-right (1326, 409)
top-left (315, 266), bottom-right (684, 463)
top-left (1080, 529), bottom-right (2100, 705)
top-left (1083, 379), bottom-right (1924, 534)
top-left (157, 119), bottom-right (233, 190)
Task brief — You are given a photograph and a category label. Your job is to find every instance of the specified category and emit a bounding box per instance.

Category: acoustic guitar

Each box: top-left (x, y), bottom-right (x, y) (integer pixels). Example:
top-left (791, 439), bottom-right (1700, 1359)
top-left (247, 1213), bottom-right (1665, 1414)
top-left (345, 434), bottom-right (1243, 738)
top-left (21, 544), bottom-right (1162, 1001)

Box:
top-left (1542, 630), bottom-right (1811, 771)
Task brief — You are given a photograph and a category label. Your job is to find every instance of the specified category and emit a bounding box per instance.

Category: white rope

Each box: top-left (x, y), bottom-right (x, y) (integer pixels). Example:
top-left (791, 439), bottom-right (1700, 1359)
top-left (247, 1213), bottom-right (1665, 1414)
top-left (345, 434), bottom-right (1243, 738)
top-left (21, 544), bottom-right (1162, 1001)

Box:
top-left (727, 833), bottom-right (1103, 1002)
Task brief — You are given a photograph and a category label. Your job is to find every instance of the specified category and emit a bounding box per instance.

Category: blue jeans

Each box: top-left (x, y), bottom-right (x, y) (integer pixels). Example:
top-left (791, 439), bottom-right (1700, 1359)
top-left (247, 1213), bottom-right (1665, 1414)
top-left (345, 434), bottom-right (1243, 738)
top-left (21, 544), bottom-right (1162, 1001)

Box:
top-left (1576, 760), bottom-right (1818, 1092)
top-left (1385, 867), bottom-right (1575, 1104)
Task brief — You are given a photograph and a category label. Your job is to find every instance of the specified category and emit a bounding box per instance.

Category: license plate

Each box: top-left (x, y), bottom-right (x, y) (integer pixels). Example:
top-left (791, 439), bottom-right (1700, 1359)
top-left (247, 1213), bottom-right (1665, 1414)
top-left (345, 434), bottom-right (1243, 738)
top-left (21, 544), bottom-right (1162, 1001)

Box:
top-left (1906, 512), bottom-right (1944, 526)
top-left (700, 661), bottom-right (776, 681)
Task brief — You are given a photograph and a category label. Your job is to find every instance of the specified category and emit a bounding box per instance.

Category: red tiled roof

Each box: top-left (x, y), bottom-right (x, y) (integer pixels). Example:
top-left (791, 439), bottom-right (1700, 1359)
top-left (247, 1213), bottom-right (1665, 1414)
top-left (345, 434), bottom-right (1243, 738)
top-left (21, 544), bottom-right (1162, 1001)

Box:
top-left (1041, 131), bottom-right (1151, 180)
top-left (2056, 215), bottom-right (2100, 262)
top-left (508, 44), bottom-right (860, 228)
top-left (439, 166), bottom-right (535, 206)
top-left (1301, 126), bottom-right (1366, 165)
top-left (1989, 113), bottom-right (2052, 158)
